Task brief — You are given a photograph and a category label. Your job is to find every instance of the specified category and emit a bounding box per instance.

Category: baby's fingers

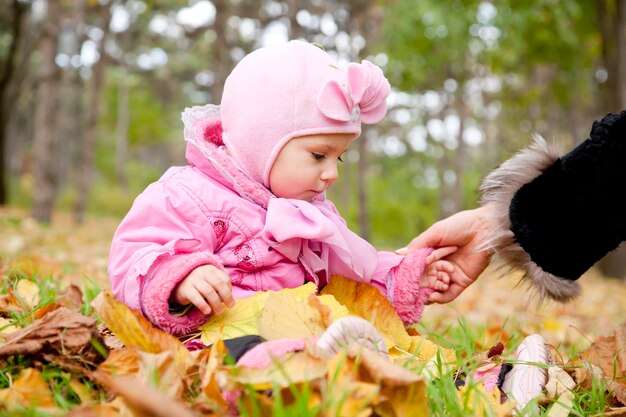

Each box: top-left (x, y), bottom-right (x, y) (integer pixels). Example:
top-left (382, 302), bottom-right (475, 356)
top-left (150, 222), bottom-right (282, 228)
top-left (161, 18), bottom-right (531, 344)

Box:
top-left (187, 290), bottom-right (212, 315)
top-left (212, 272), bottom-right (235, 308)
top-left (195, 281), bottom-right (225, 315)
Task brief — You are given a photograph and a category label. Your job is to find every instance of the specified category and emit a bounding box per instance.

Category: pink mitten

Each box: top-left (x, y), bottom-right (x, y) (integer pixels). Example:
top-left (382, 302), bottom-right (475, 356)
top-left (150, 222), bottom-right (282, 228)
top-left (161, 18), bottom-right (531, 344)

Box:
top-left (389, 248), bottom-right (434, 326)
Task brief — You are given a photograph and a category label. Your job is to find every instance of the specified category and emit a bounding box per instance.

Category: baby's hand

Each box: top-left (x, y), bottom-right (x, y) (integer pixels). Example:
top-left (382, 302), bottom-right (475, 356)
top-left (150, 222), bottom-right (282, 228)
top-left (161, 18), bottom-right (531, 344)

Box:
top-left (172, 265), bottom-right (235, 315)
top-left (421, 247), bottom-right (456, 292)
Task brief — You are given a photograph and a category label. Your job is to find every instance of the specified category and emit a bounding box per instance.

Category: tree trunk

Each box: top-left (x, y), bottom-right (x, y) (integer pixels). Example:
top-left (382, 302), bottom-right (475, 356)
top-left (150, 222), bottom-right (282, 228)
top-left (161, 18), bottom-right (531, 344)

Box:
top-left (58, 0), bottom-right (86, 188)
top-left (73, 3), bottom-right (111, 224)
top-left (32, 0), bottom-right (62, 222)
top-left (115, 29), bottom-right (131, 191)
top-left (0, 0), bottom-right (28, 205)
top-left (598, 0), bottom-right (626, 280)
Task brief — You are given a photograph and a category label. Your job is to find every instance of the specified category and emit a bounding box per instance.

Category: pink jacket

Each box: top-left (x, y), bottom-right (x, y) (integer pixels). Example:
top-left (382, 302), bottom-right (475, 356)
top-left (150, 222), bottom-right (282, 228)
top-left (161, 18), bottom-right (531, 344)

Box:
top-left (108, 109), bottom-right (431, 335)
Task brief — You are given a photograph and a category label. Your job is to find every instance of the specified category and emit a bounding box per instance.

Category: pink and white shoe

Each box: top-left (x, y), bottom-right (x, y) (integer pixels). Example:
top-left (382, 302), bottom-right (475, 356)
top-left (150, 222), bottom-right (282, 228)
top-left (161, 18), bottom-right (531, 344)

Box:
top-left (316, 316), bottom-right (388, 357)
top-left (501, 334), bottom-right (551, 413)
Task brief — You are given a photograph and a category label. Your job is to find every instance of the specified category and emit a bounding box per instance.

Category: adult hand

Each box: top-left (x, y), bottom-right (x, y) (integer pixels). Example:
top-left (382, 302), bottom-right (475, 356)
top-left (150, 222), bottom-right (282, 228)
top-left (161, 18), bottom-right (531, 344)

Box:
top-left (397, 204), bottom-right (495, 304)
top-left (172, 264), bottom-right (235, 315)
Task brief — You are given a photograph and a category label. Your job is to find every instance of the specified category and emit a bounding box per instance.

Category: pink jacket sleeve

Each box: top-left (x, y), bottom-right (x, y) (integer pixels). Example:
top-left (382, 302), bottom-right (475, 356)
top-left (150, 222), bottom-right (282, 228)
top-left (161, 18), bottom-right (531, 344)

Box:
top-left (108, 178), bottom-right (224, 335)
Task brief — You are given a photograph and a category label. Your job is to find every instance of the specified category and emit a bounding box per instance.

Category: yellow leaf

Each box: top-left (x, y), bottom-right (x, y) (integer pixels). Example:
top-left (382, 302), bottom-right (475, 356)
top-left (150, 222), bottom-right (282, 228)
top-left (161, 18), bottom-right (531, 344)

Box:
top-left (15, 279), bottom-right (39, 309)
top-left (389, 336), bottom-right (456, 379)
top-left (321, 275), bottom-right (411, 350)
top-left (456, 382), bottom-right (514, 417)
top-left (0, 317), bottom-right (18, 335)
top-left (318, 294), bottom-right (350, 321)
top-left (91, 292), bottom-right (192, 373)
top-left (0, 368), bottom-right (56, 411)
top-left (259, 292), bottom-right (330, 340)
top-left (199, 283), bottom-right (319, 345)
top-left (199, 291), bottom-right (270, 346)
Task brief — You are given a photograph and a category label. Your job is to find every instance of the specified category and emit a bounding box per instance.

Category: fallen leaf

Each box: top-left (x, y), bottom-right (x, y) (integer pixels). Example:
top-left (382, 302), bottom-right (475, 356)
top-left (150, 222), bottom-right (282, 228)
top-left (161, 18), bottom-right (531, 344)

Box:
top-left (199, 284), bottom-right (318, 346)
top-left (580, 322), bottom-right (626, 405)
top-left (0, 317), bottom-right (18, 335)
top-left (456, 382), bottom-right (514, 417)
top-left (349, 347), bottom-right (428, 417)
top-left (545, 366), bottom-right (576, 417)
top-left (15, 278), bottom-right (40, 309)
top-left (0, 368), bottom-right (56, 411)
top-left (321, 275), bottom-right (411, 350)
top-left (0, 307), bottom-right (97, 358)
top-left (97, 347), bottom-right (140, 376)
top-left (91, 292), bottom-right (193, 373)
top-left (200, 291), bottom-right (270, 346)
top-left (93, 373), bottom-right (200, 417)
top-left (325, 353), bottom-right (380, 417)
top-left (197, 339), bottom-right (230, 413)
top-left (137, 350), bottom-right (186, 399)
top-left (259, 292), bottom-right (330, 340)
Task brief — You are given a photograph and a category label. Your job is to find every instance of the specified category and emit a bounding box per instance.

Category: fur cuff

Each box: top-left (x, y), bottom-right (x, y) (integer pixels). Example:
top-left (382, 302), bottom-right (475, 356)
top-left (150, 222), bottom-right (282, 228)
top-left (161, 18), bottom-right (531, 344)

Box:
top-left (479, 136), bottom-right (581, 301)
top-left (389, 248), bottom-right (433, 325)
top-left (140, 251), bottom-right (226, 335)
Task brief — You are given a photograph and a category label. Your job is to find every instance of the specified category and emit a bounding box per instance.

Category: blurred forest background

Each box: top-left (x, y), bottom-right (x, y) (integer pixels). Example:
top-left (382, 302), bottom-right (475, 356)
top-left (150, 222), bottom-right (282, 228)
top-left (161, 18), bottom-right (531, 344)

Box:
top-left (2, 0), bottom-right (626, 279)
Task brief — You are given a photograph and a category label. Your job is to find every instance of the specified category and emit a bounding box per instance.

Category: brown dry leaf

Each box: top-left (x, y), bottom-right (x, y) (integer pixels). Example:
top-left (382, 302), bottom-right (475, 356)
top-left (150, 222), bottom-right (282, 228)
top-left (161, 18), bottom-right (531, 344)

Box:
top-left (0, 368), bottom-right (56, 411)
top-left (321, 275), bottom-right (411, 350)
top-left (580, 322), bottom-right (626, 405)
top-left (351, 348), bottom-right (428, 417)
top-left (93, 373), bottom-right (199, 417)
top-left (58, 284), bottom-right (85, 311)
top-left (258, 292), bottom-right (330, 340)
top-left (599, 408), bottom-right (626, 416)
top-left (0, 307), bottom-right (97, 357)
top-left (234, 348), bottom-right (328, 389)
top-left (91, 292), bottom-right (193, 373)
top-left (15, 279), bottom-right (40, 309)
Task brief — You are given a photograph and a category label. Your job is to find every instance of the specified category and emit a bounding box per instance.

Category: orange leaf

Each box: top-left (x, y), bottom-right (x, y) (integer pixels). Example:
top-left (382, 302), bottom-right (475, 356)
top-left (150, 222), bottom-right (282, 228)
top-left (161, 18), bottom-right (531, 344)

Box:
top-left (0, 368), bottom-right (56, 411)
top-left (91, 292), bottom-right (193, 373)
top-left (321, 275), bottom-right (411, 350)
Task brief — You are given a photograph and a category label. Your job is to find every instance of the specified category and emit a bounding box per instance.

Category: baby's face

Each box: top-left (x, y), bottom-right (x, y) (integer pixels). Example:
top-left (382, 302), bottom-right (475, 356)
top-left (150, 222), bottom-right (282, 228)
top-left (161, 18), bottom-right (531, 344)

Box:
top-left (269, 133), bottom-right (354, 201)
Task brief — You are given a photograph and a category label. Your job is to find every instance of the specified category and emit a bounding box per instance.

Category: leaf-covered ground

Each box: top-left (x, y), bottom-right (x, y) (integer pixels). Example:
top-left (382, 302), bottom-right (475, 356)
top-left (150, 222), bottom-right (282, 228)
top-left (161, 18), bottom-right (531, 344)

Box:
top-left (2, 207), bottom-right (626, 416)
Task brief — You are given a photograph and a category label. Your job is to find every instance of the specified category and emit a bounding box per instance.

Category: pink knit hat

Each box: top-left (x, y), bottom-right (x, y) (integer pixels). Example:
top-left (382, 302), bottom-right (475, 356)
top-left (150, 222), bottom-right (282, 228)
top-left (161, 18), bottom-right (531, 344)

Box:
top-left (220, 40), bottom-right (390, 187)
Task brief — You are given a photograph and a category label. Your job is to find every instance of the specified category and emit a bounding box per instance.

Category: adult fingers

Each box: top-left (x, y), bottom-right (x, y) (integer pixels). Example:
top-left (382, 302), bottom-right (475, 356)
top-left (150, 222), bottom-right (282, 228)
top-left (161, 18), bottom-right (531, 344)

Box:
top-left (426, 246), bottom-right (458, 263)
top-left (427, 284), bottom-right (464, 304)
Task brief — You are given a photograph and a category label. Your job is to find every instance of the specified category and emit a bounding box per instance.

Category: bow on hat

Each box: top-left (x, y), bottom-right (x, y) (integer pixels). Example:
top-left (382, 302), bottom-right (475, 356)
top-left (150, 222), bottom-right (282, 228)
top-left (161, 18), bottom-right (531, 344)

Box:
top-left (318, 60), bottom-right (391, 124)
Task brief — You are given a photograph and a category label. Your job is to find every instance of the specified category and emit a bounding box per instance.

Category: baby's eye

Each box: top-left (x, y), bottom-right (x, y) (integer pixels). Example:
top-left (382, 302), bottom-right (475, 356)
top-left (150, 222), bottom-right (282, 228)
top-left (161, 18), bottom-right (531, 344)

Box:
top-left (338, 155), bottom-right (344, 163)
top-left (312, 152), bottom-right (325, 161)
